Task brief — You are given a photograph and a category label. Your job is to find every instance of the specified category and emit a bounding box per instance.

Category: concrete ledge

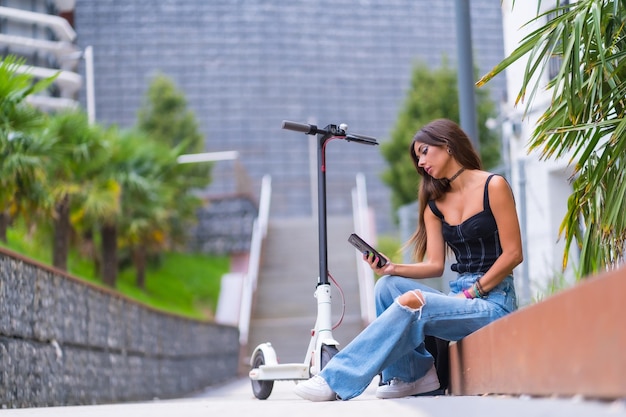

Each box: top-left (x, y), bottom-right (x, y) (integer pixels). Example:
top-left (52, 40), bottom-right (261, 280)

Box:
top-left (449, 266), bottom-right (626, 399)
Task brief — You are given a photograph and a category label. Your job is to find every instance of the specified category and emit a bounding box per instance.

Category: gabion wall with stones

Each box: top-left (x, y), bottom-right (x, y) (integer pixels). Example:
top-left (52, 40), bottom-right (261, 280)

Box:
top-left (0, 248), bottom-right (239, 408)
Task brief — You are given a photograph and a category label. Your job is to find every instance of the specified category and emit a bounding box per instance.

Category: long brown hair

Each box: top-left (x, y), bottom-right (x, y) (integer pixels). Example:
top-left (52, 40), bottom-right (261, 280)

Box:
top-left (407, 119), bottom-right (482, 261)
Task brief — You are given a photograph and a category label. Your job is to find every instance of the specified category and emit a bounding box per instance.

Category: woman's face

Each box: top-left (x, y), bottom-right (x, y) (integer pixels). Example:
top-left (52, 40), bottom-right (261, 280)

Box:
top-left (414, 141), bottom-right (450, 179)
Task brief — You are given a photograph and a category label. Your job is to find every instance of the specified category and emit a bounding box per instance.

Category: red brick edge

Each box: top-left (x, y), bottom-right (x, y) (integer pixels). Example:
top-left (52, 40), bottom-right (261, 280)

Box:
top-left (449, 266), bottom-right (626, 399)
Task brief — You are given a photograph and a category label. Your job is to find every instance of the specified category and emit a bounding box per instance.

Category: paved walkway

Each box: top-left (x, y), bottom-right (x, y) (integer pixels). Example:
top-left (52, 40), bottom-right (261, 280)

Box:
top-left (3, 377), bottom-right (625, 416)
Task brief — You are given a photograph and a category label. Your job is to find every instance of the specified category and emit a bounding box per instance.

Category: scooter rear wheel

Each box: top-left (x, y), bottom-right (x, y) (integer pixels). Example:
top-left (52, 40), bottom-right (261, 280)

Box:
top-left (251, 350), bottom-right (274, 400)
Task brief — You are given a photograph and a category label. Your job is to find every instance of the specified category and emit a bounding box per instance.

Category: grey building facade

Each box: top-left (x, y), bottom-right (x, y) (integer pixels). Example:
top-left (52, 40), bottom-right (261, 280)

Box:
top-left (73, 0), bottom-right (507, 234)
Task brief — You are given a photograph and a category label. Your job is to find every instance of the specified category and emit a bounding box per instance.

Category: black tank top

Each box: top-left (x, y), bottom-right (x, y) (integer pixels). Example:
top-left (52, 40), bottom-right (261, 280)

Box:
top-left (427, 174), bottom-right (502, 274)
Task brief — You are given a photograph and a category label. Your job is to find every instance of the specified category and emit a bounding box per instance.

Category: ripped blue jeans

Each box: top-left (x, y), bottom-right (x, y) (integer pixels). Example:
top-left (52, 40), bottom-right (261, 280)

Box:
top-left (318, 273), bottom-right (517, 400)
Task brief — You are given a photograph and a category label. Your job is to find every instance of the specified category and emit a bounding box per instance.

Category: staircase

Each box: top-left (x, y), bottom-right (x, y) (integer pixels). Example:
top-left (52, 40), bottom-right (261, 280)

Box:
top-left (245, 216), bottom-right (365, 364)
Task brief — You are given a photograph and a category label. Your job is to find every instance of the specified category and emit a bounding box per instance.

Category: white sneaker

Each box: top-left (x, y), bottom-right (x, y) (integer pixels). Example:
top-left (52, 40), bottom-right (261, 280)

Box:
top-left (293, 375), bottom-right (337, 402)
top-left (376, 365), bottom-right (440, 399)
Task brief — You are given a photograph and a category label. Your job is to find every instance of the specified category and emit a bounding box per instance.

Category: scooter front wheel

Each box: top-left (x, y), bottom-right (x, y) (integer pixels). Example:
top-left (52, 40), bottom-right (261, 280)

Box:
top-left (251, 350), bottom-right (274, 400)
top-left (320, 344), bottom-right (339, 370)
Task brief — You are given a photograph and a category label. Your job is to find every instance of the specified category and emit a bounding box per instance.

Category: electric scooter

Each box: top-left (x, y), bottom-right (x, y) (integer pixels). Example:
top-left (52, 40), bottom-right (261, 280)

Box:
top-left (249, 120), bottom-right (378, 400)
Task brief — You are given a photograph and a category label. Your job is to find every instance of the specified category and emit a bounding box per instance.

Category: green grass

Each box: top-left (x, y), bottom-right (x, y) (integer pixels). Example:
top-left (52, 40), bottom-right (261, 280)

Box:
top-left (1, 225), bottom-right (229, 320)
top-left (116, 252), bottom-right (228, 320)
top-left (377, 234), bottom-right (403, 264)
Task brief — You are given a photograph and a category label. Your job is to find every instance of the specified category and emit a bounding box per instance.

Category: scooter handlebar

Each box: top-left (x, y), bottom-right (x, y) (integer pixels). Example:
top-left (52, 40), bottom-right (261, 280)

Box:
top-left (345, 133), bottom-right (379, 146)
top-left (281, 120), bottom-right (378, 145)
top-left (282, 120), bottom-right (316, 134)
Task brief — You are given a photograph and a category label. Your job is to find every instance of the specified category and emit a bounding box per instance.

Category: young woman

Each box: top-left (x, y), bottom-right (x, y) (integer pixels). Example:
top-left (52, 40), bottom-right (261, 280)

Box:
top-left (294, 118), bottom-right (523, 401)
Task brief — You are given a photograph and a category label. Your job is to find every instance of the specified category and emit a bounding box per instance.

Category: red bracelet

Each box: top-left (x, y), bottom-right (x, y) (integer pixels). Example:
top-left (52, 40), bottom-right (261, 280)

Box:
top-left (462, 289), bottom-right (473, 299)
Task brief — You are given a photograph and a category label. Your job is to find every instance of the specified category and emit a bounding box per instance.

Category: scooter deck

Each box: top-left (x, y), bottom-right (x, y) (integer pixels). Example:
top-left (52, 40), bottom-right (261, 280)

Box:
top-left (249, 363), bottom-right (310, 381)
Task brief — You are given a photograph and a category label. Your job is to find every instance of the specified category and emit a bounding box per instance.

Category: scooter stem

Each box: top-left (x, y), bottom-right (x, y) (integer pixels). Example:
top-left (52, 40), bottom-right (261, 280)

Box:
top-left (316, 128), bottom-right (334, 286)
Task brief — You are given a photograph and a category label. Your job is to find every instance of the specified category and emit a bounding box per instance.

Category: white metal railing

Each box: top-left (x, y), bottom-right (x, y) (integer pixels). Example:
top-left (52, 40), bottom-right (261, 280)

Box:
top-left (351, 173), bottom-right (377, 324)
top-left (0, 33), bottom-right (78, 58)
top-left (12, 64), bottom-right (82, 95)
top-left (0, 6), bottom-right (76, 42)
top-left (238, 174), bottom-right (271, 345)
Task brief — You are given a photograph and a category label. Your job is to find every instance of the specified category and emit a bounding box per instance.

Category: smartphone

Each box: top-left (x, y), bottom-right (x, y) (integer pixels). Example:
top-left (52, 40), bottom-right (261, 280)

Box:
top-left (348, 233), bottom-right (388, 268)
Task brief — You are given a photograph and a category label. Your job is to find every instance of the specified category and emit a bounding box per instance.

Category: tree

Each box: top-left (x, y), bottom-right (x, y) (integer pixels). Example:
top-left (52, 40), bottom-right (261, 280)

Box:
top-left (136, 73), bottom-right (212, 249)
top-left (67, 124), bottom-right (123, 287)
top-left (115, 129), bottom-right (178, 289)
top-left (44, 109), bottom-right (106, 271)
top-left (478, 0), bottom-right (626, 276)
top-left (137, 72), bottom-right (204, 152)
top-left (0, 56), bottom-right (56, 242)
top-left (86, 126), bottom-right (200, 288)
top-left (69, 73), bottom-right (216, 288)
top-left (381, 61), bottom-right (500, 213)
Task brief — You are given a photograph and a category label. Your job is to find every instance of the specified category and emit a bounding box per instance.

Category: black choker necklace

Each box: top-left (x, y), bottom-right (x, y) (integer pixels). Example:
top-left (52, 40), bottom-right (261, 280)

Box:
top-left (448, 167), bottom-right (465, 183)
